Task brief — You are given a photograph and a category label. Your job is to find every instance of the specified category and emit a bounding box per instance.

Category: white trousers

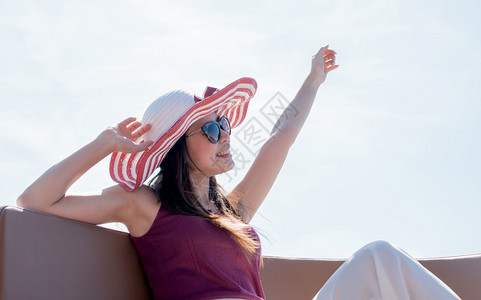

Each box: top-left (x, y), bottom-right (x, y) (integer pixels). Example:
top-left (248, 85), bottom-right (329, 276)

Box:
top-left (314, 241), bottom-right (461, 300)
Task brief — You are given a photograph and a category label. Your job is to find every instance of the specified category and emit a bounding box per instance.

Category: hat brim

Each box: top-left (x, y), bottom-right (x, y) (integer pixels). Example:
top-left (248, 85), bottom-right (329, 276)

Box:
top-left (110, 77), bottom-right (257, 191)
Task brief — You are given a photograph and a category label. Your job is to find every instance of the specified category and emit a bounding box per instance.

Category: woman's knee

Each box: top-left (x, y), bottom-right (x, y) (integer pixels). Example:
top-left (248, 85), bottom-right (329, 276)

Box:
top-left (355, 240), bottom-right (403, 261)
top-left (364, 240), bottom-right (397, 252)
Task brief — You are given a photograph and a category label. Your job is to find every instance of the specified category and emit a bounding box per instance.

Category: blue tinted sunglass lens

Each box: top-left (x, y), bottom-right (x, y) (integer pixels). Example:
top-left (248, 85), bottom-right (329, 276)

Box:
top-left (204, 123), bottom-right (221, 143)
top-left (220, 116), bottom-right (231, 134)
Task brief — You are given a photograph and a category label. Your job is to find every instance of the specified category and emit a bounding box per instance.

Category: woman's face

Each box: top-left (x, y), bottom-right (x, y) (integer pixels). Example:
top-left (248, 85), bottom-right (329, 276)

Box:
top-left (185, 112), bottom-right (235, 177)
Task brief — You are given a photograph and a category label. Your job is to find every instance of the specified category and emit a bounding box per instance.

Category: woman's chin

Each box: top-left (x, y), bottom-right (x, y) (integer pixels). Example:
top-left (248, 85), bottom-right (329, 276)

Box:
top-left (216, 158), bottom-right (235, 174)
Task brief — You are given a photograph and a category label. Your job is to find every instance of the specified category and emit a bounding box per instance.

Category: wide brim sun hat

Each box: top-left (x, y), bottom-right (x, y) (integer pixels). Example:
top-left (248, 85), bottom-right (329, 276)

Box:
top-left (110, 77), bottom-right (257, 191)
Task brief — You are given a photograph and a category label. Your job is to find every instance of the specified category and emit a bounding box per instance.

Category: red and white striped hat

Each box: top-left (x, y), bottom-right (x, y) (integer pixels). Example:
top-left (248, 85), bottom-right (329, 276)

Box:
top-left (110, 77), bottom-right (257, 191)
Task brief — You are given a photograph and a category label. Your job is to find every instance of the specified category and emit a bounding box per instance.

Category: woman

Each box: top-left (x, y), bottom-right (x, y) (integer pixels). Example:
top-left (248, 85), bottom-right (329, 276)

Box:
top-left (17, 46), bottom-right (459, 299)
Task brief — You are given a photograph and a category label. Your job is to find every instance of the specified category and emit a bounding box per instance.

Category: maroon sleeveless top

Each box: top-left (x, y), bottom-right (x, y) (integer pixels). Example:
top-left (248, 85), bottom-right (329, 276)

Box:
top-left (130, 206), bottom-right (265, 300)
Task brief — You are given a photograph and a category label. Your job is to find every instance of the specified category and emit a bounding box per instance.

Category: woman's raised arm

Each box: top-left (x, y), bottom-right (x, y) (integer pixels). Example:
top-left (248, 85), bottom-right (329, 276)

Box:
top-left (17, 117), bottom-right (152, 225)
top-left (231, 45), bottom-right (338, 222)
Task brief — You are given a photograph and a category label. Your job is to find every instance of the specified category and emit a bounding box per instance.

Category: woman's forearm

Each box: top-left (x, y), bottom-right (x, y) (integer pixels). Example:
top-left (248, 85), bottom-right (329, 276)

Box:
top-left (17, 118), bottom-right (152, 212)
top-left (271, 45), bottom-right (337, 144)
top-left (271, 73), bottom-right (322, 142)
top-left (17, 133), bottom-right (114, 210)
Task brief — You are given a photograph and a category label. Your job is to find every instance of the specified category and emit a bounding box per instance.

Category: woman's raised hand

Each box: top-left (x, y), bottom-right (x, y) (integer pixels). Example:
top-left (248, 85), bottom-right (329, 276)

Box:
top-left (103, 117), bottom-right (153, 153)
top-left (310, 45), bottom-right (339, 85)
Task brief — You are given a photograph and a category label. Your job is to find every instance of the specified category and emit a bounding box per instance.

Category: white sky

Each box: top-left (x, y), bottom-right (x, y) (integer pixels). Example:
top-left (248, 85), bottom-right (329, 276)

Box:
top-left (1, 0), bottom-right (480, 259)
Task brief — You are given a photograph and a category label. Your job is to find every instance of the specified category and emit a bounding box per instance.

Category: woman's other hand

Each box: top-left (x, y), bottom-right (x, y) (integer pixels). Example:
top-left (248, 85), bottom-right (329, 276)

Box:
top-left (102, 117), bottom-right (153, 153)
top-left (310, 45), bottom-right (339, 85)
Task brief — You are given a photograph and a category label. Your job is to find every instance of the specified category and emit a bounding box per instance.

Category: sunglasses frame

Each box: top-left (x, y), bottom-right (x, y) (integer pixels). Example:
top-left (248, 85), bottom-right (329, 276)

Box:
top-left (186, 115), bottom-right (231, 144)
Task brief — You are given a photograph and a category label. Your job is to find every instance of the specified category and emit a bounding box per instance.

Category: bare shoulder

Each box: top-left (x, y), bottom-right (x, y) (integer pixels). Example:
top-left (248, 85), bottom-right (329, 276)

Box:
top-left (125, 184), bottom-right (161, 237)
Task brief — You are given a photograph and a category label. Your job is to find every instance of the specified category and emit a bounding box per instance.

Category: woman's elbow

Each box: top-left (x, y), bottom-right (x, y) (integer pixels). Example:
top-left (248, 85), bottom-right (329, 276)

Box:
top-left (16, 191), bottom-right (42, 211)
top-left (17, 192), bottom-right (32, 209)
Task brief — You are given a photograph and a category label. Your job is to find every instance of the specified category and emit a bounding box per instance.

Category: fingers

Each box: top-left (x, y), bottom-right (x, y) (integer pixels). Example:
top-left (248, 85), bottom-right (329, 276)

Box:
top-left (324, 55), bottom-right (337, 69)
top-left (318, 44), bottom-right (329, 56)
top-left (313, 46), bottom-right (337, 64)
top-left (132, 123), bottom-right (151, 141)
top-left (113, 117), bottom-right (154, 153)
top-left (326, 64), bottom-right (339, 73)
top-left (313, 45), bottom-right (336, 58)
top-left (323, 49), bottom-right (337, 57)
top-left (121, 139), bottom-right (154, 154)
top-left (119, 117), bottom-right (137, 127)
top-left (136, 123), bottom-right (151, 135)
top-left (133, 140), bottom-right (154, 152)
top-left (126, 118), bottom-right (142, 131)
top-left (321, 46), bottom-right (339, 72)
top-left (323, 49), bottom-right (336, 63)
top-left (310, 44), bottom-right (339, 82)
top-left (324, 55), bottom-right (338, 72)
top-left (119, 117), bottom-right (151, 136)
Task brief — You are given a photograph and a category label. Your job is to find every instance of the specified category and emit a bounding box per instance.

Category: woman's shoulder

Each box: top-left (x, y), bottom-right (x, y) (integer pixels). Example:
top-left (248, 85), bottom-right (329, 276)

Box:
top-left (131, 184), bottom-right (161, 212)
top-left (124, 184), bottom-right (162, 237)
top-left (132, 184), bottom-right (157, 199)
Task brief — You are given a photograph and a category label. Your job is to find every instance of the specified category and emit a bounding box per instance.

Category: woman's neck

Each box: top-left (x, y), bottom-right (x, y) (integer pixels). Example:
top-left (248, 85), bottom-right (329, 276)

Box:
top-left (189, 172), bottom-right (211, 207)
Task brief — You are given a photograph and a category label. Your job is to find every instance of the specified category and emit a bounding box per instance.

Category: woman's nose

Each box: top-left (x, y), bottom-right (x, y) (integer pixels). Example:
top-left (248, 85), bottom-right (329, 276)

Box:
top-left (219, 128), bottom-right (230, 143)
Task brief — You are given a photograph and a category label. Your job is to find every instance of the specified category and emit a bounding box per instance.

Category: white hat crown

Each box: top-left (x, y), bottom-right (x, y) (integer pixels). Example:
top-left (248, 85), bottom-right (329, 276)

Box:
top-left (141, 90), bottom-right (195, 143)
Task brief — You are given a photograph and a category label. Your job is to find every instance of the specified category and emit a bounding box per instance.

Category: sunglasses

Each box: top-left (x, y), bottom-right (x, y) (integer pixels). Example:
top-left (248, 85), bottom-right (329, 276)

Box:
top-left (186, 115), bottom-right (231, 144)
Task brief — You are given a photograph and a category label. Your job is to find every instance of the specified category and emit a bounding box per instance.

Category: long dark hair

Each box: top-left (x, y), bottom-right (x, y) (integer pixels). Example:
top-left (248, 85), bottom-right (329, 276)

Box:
top-left (150, 135), bottom-right (260, 257)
